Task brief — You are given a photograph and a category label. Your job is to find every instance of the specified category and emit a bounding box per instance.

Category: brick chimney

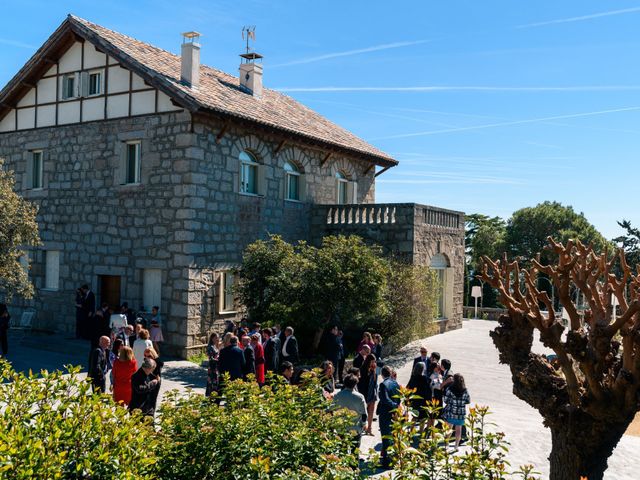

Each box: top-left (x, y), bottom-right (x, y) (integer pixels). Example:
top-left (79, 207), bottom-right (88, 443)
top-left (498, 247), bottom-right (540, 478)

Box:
top-left (239, 52), bottom-right (263, 98)
top-left (181, 31), bottom-right (201, 88)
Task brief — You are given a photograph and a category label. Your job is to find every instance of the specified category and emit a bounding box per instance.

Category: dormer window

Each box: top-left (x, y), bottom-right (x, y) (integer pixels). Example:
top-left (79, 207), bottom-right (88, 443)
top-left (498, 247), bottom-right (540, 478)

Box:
top-left (88, 72), bottom-right (101, 96)
top-left (62, 74), bottom-right (77, 99)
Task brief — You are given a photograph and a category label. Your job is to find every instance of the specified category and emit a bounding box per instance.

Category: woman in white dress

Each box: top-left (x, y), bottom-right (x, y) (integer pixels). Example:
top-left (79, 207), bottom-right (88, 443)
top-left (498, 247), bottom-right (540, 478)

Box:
top-left (133, 329), bottom-right (153, 368)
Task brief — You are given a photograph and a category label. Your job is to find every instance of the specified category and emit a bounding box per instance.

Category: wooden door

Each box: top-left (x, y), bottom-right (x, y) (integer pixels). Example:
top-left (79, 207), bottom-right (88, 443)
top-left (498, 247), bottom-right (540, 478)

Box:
top-left (99, 275), bottom-right (121, 311)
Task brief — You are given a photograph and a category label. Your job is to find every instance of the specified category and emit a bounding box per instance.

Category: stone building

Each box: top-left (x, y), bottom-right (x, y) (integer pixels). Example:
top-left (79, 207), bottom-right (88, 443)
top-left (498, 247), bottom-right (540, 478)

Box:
top-left (0, 15), bottom-right (464, 357)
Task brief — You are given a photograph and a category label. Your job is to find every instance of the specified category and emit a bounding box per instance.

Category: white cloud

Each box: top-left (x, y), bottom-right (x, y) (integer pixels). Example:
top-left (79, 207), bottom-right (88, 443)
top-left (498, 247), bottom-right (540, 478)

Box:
top-left (374, 106), bottom-right (640, 140)
top-left (516, 6), bottom-right (640, 29)
top-left (276, 85), bottom-right (640, 93)
top-left (270, 40), bottom-right (430, 68)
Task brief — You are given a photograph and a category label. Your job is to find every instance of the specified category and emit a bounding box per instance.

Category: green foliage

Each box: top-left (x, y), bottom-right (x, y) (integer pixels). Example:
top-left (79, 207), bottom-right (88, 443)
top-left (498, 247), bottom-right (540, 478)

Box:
top-left (0, 161), bottom-right (41, 300)
top-left (506, 201), bottom-right (610, 265)
top-left (157, 373), bottom-right (359, 479)
top-left (382, 389), bottom-right (540, 479)
top-left (237, 235), bottom-right (391, 334)
top-left (613, 219), bottom-right (640, 270)
top-left (0, 361), bottom-right (158, 479)
top-left (381, 261), bottom-right (440, 350)
top-left (465, 214), bottom-right (507, 273)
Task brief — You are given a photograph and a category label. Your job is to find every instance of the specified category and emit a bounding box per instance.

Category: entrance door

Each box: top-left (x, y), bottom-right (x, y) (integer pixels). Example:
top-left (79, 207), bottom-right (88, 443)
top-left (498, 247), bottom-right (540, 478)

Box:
top-left (99, 275), bottom-right (121, 311)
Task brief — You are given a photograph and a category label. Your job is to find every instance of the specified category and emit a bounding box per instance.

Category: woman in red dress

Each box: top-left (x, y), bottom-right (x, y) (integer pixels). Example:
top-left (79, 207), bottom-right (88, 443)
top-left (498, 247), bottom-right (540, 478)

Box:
top-left (112, 346), bottom-right (138, 406)
top-left (250, 333), bottom-right (265, 385)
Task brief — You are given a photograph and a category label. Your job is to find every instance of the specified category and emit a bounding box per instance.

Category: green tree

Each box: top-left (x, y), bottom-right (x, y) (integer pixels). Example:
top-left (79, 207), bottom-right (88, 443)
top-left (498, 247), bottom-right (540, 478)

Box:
top-left (506, 201), bottom-right (610, 265)
top-left (613, 219), bottom-right (640, 270)
top-left (465, 213), bottom-right (506, 308)
top-left (0, 161), bottom-right (40, 300)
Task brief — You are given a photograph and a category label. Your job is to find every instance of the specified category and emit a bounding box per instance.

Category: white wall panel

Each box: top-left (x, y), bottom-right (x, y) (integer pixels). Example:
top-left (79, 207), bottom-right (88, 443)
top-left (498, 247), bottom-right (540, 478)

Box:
top-left (58, 42), bottom-right (82, 73)
top-left (157, 91), bottom-right (180, 112)
top-left (108, 65), bottom-right (130, 93)
top-left (17, 108), bottom-right (35, 130)
top-left (107, 93), bottom-right (128, 118)
top-left (38, 77), bottom-right (57, 103)
top-left (44, 64), bottom-right (57, 77)
top-left (36, 105), bottom-right (56, 127)
top-left (131, 73), bottom-right (147, 90)
top-left (83, 98), bottom-right (104, 122)
top-left (58, 101), bottom-right (80, 125)
top-left (84, 45), bottom-right (107, 69)
top-left (17, 88), bottom-right (36, 107)
top-left (0, 111), bottom-right (15, 132)
top-left (131, 90), bottom-right (155, 116)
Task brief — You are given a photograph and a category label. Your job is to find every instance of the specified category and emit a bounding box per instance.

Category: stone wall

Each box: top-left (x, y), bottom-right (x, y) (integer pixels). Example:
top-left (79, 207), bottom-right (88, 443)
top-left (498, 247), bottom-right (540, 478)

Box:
top-left (0, 110), bottom-right (381, 357)
top-left (310, 203), bottom-right (465, 332)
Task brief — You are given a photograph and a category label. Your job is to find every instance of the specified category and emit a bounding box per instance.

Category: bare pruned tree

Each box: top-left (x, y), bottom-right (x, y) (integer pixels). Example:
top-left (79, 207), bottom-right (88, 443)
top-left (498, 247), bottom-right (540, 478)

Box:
top-left (480, 237), bottom-right (640, 480)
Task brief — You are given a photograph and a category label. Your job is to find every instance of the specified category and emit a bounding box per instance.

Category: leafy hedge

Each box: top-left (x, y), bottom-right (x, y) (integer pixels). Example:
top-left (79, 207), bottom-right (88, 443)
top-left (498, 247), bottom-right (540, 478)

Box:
top-left (0, 363), bottom-right (358, 479)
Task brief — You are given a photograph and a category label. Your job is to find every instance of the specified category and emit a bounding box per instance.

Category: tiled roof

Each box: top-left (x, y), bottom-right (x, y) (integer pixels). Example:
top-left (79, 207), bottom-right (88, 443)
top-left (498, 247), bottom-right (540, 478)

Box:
top-left (67, 16), bottom-right (396, 166)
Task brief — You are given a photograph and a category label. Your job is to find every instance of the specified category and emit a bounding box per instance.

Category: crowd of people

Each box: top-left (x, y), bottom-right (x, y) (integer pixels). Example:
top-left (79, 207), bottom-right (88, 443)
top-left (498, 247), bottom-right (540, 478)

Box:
top-left (80, 284), bottom-right (165, 417)
top-left (205, 321), bottom-right (471, 468)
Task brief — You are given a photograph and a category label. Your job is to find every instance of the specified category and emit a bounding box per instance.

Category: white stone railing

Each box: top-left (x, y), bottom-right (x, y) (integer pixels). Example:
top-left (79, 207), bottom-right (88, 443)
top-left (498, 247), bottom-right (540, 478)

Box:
top-left (422, 206), bottom-right (461, 229)
top-left (325, 204), bottom-right (397, 225)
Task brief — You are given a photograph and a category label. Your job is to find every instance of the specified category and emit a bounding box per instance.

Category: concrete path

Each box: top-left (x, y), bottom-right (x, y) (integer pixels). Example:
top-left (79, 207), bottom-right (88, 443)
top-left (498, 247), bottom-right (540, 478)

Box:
top-left (361, 319), bottom-right (640, 479)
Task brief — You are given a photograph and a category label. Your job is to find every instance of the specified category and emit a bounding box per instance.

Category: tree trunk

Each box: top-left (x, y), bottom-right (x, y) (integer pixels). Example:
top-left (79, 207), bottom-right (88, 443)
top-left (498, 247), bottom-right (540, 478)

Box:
top-left (548, 416), bottom-right (628, 480)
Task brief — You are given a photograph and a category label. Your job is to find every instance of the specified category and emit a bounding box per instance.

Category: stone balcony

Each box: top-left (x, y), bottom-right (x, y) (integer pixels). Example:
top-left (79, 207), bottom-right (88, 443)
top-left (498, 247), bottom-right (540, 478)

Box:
top-left (310, 203), bottom-right (465, 263)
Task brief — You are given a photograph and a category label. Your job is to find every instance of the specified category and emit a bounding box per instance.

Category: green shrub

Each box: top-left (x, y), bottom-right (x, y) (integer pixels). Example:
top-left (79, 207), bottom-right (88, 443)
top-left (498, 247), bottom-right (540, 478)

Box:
top-left (0, 361), bottom-right (158, 479)
top-left (379, 387), bottom-right (540, 479)
top-left (157, 373), bottom-right (359, 479)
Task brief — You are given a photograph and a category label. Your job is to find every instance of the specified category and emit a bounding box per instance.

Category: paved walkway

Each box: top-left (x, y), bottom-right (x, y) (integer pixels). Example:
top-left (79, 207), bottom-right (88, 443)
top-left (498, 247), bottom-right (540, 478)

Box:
top-left (361, 320), bottom-right (640, 479)
top-left (6, 322), bottom-right (640, 478)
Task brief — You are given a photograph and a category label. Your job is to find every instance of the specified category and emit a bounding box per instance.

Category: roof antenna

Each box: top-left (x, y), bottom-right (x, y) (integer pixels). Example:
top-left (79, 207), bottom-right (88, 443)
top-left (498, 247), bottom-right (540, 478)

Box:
top-left (240, 26), bottom-right (261, 63)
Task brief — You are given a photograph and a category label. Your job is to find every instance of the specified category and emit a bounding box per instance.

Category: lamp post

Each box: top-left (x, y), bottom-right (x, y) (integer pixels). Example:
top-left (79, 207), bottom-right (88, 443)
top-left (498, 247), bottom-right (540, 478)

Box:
top-left (468, 274), bottom-right (484, 318)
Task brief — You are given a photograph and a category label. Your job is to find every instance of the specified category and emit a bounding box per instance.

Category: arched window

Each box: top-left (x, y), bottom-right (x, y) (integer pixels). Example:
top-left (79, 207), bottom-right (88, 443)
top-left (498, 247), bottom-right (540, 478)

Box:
top-left (239, 151), bottom-right (259, 194)
top-left (335, 171), bottom-right (349, 204)
top-left (430, 254), bottom-right (450, 319)
top-left (284, 161), bottom-right (301, 201)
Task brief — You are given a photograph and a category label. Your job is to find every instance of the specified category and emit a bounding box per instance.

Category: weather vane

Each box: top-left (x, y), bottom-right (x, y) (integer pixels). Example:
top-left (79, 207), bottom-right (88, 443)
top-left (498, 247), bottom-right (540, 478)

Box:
top-left (242, 26), bottom-right (256, 54)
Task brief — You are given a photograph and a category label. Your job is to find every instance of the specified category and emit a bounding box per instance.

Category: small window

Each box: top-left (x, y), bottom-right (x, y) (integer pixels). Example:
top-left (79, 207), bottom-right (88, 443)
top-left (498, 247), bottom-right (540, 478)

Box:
top-left (336, 171), bottom-right (348, 204)
top-left (29, 150), bottom-right (43, 189)
top-left (45, 250), bottom-right (60, 291)
top-left (220, 271), bottom-right (236, 313)
top-left (124, 141), bottom-right (141, 184)
top-left (239, 151), bottom-right (259, 195)
top-left (284, 161), bottom-right (301, 201)
top-left (88, 72), bottom-right (101, 96)
top-left (62, 74), bottom-right (76, 99)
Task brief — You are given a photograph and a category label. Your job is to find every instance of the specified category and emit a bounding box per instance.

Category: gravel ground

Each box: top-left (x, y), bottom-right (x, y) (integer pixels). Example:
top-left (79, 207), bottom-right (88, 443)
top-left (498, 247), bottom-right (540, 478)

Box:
top-left (360, 319), bottom-right (640, 479)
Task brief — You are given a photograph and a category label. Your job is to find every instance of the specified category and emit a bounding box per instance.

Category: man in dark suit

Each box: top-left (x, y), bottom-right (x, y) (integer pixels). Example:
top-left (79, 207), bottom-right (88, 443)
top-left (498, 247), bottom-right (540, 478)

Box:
top-left (80, 284), bottom-right (95, 341)
top-left (262, 328), bottom-right (280, 373)
top-left (377, 365), bottom-right (400, 468)
top-left (87, 335), bottom-right (110, 393)
top-left (325, 325), bottom-right (342, 380)
top-left (427, 351), bottom-right (441, 376)
top-left (116, 324), bottom-right (135, 347)
top-left (280, 326), bottom-right (299, 364)
top-left (241, 336), bottom-right (256, 379)
top-left (218, 335), bottom-right (246, 383)
top-left (129, 358), bottom-right (161, 416)
top-left (353, 344), bottom-right (371, 370)
top-left (413, 346), bottom-right (429, 377)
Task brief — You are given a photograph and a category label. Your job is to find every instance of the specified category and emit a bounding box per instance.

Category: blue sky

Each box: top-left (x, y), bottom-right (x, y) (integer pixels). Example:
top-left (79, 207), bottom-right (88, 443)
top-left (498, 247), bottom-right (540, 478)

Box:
top-left (1, 1), bottom-right (639, 238)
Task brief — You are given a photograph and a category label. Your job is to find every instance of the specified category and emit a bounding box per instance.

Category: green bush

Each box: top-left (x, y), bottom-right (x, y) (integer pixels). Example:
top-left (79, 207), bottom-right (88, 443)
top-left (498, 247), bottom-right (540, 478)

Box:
top-left (156, 373), bottom-right (359, 479)
top-left (380, 387), bottom-right (540, 480)
top-left (0, 361), bottom-right (158, 479)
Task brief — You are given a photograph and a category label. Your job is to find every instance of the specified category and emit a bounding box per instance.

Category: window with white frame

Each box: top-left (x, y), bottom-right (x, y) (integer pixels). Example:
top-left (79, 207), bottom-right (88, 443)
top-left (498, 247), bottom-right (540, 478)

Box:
top-left (88, 72), bottom-right (101, 96)
top-left (284, 161), bottom-right (301, 201)
top-left (45, 250), bottom-right (60, 291)
top-left (220, 271), bottom-right (236, 313)
top-left (430, 254), bottom-right (449, 319)
top-left (336, 171), bottom-right (349, 204)
top-left (239, 151), bottom-right (259, 195)
top-left (62, 74), bottom-right (77, 99)
top-left (124, 141), bottom-right (141, 184)
top-left (29, 150), bottom-right (44, 189)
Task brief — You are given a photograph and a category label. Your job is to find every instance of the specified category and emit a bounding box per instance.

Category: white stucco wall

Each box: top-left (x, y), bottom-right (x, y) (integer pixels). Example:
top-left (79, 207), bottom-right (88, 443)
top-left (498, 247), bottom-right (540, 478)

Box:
top-left (0, 40), bottom-right (181, 132)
